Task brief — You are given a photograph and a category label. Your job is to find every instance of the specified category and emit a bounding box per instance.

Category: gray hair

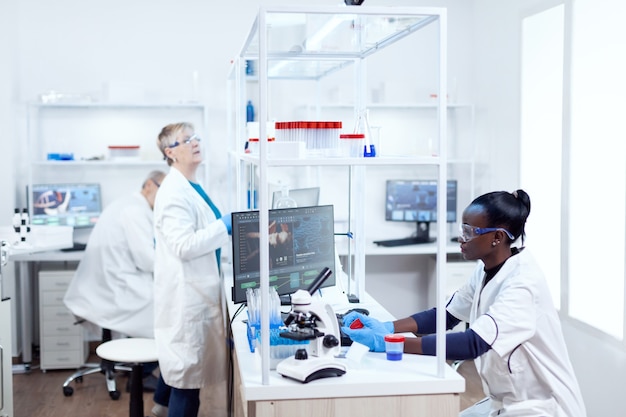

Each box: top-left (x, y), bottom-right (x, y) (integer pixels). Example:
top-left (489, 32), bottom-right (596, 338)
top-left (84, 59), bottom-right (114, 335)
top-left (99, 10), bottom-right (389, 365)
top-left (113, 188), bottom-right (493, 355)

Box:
top-left (157, 122), bottom-right (195, 166)
top-left (142, 170), bottom-right (166, 188)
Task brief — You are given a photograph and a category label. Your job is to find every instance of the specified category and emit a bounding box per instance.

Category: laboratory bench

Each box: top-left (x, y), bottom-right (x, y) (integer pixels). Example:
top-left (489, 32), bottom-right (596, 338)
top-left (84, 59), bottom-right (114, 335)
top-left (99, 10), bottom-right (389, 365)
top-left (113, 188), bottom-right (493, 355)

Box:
top-left (224, 269), bottom-right (465, 417)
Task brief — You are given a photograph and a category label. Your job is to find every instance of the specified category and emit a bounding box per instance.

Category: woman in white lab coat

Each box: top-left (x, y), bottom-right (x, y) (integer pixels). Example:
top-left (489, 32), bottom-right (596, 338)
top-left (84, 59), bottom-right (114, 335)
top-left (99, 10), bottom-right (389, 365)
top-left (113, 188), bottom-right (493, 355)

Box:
top-left (152, 122), bottom-right (231, 417)
top-left (342, 190), bottom-right (587, 417)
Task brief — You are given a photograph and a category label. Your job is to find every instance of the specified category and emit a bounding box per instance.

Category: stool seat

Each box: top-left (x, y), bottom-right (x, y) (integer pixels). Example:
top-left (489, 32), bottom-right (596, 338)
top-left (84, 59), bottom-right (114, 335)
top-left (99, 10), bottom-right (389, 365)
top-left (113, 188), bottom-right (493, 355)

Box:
top-left (96, 338), bottom-right (157, 363)
top-left (96, 338), bottom-right (158, 417)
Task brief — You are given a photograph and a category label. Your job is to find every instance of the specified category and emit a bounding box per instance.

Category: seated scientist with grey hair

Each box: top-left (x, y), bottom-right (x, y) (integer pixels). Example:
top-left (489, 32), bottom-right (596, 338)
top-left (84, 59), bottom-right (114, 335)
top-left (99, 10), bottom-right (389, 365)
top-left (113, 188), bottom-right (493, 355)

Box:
top-left (64, 170), bottom-right (166, 388)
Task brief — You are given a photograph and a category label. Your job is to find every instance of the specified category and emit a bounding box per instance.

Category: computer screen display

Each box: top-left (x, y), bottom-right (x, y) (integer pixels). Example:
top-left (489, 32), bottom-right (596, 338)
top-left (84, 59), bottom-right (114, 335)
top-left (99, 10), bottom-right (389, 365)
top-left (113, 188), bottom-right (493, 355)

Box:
top-left (271, 187), bottom-right (320, 209)
top-left (231, 205), bottom-right (336, 304)
top-left (385, 179), bottom-right (457, 223)
top-left (30, 183), bottom-right (102, 228)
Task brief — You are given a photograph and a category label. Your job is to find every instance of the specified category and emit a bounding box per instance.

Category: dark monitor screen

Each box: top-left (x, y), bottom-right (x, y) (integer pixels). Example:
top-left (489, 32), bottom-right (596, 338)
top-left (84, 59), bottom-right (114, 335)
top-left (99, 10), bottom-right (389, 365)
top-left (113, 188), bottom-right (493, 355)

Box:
top-left (385, 179), bottom-right (457, 223)
top-left (271, 187), bottom-right (320, 209)
top-left (231, 205), bottom-right (336, 304)
top-left (30, 183), bottom-right (102, 228)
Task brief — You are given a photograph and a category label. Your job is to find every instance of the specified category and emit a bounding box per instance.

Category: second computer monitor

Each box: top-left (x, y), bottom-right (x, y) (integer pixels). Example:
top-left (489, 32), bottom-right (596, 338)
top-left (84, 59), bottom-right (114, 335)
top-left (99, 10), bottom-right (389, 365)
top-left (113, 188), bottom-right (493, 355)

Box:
top-left (385, 179), bottom-right (457, 223)
top-left (385, 179), bottom-right (457, 243)
top-left (271, 187), bottom-right (320, 209)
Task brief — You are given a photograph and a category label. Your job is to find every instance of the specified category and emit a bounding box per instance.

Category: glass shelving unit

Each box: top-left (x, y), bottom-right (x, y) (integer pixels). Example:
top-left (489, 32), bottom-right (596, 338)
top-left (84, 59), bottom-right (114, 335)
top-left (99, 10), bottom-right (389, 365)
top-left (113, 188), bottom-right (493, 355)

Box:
top-left (229, 5), bottom-right (450, 384)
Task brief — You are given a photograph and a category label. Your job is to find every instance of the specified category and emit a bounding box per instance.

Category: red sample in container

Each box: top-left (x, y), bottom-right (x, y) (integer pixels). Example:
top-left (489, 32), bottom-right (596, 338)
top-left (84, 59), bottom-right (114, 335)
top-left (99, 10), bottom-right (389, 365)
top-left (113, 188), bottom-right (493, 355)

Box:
top-left (350, 318), bottom-right (364, 329)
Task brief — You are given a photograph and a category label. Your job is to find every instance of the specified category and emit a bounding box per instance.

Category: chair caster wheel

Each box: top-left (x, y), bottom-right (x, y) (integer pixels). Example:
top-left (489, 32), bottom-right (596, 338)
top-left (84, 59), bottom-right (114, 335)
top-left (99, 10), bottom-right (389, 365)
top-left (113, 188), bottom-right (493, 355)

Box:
top-left (109, 390), bottom-right (121, 400)
top-left (63, 386), bottom-right (74, 397)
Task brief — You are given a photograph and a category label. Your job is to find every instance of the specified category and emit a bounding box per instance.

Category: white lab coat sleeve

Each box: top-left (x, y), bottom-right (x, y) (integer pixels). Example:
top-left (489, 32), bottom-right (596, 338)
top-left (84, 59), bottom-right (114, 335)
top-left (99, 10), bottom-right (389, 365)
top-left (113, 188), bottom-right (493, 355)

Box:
top-left (157, 186), bottom-right (229, 261)
top-left (470, 281), bottom-right (536, 355)
top-left (122, 200), bottom-right (155, 273)
top-left (446, 263), bottom-right (482, 323)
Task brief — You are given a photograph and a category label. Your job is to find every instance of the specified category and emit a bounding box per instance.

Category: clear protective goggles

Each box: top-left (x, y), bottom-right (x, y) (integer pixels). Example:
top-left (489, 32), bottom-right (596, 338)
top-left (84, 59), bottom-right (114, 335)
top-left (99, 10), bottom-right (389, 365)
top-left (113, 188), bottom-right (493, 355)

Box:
top-left (168, 133), bottom-right (201, 149)
top-left (459, 223), bottom-right (515, 243)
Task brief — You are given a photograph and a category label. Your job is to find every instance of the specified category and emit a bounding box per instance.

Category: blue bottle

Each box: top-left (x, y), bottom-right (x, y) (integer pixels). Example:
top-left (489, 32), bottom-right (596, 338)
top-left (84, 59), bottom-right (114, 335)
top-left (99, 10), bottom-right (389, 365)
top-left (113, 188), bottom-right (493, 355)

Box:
top-left (246, 100), bottom-right (254, 122)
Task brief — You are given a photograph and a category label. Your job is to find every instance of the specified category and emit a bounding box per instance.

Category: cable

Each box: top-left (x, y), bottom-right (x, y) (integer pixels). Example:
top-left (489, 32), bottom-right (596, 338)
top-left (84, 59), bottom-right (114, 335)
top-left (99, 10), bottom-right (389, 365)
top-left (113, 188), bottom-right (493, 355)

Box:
top-left (228, 302), bottom-right (246, 417)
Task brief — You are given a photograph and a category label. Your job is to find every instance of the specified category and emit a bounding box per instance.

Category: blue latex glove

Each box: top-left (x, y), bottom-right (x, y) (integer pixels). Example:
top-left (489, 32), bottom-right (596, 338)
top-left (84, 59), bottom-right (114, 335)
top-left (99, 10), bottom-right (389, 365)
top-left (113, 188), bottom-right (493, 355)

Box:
top-left (340, 312), bottom-right (394, 352)
top-left (341, 326), bottom-right (386, 352)
top-left (342, 311), bottom-right (394, 334)
top-left (220, 214), bottom-right (232, 235)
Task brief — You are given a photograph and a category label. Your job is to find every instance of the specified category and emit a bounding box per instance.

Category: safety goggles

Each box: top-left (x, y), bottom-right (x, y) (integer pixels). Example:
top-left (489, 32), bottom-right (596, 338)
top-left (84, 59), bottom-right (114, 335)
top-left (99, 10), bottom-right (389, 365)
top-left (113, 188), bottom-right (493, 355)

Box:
top-left (168, 133), bottom-right (201, 149)
top-left (459, 223), bottom-right (515, 243)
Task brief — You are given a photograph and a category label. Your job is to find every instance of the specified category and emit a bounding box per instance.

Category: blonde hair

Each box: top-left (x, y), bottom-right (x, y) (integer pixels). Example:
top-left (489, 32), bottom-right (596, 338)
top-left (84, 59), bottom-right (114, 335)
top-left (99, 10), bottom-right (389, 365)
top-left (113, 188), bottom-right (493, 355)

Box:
top-left (157, 122), bottom-right (195, 166)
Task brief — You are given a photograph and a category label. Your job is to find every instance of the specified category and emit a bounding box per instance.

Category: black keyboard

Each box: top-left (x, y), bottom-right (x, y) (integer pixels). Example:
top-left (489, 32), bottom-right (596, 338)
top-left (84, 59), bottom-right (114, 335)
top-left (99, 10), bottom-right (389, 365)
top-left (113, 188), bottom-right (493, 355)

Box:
top-left (373, 237), bottom-right (435, 247)
top-left (61, 242), bottom-right (87, 252)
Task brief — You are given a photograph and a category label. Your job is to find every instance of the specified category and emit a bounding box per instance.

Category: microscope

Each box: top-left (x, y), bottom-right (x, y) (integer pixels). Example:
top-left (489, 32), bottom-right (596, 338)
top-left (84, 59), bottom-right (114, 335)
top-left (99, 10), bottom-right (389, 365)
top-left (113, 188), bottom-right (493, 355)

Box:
top-left (276, 267), bottom-right (347, 383)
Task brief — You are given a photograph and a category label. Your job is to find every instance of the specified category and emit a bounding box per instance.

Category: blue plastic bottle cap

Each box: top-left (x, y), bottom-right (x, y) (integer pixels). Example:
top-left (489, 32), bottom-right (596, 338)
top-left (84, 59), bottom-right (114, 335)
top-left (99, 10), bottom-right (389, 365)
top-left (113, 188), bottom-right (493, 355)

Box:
top-left (363, 144), bottom-right (377, 157)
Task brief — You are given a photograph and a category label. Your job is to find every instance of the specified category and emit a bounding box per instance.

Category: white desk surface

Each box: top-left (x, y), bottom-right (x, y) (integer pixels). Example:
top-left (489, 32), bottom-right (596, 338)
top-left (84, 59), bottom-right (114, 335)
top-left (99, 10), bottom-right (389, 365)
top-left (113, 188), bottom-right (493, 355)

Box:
top-left (335, 240), bottom-right (462, 256)
top-left (10, 248), bottom-right (84, 262)
top-left (225, 268), bottom-right (465, 402)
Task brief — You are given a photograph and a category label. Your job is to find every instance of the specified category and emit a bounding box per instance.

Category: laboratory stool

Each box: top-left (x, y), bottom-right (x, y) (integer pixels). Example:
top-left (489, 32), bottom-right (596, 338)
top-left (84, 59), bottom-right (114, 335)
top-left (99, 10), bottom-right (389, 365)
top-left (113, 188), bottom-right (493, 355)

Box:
top-left (96, 338), bottom-right (157, 417)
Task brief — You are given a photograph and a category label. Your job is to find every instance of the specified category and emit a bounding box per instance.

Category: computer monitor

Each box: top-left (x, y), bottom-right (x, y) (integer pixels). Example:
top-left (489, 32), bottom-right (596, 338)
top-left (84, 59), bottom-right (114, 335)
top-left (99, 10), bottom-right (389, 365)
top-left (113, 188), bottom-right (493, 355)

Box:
top-left (385, 179), bottom-right (457, 242)
top-left (29, 183), bottom-right (102, 228)
top-left (271, 187), bottom-right (320, 209)
top-left (231, 205), bottom-right (336, 304)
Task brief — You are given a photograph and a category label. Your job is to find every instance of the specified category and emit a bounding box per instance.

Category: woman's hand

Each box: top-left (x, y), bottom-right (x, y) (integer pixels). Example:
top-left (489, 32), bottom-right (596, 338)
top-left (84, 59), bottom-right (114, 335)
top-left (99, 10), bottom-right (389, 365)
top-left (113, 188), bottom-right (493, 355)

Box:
top-left (340, 312), bottom-right (394, 352)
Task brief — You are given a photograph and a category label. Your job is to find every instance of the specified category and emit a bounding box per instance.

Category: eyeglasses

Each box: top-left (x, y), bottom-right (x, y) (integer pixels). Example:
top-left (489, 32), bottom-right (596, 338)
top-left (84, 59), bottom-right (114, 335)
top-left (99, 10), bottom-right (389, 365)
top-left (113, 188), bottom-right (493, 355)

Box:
top-left (168, 134), bottom-right (201, 149)
top-left (459, 223), bottom-right (515, 243)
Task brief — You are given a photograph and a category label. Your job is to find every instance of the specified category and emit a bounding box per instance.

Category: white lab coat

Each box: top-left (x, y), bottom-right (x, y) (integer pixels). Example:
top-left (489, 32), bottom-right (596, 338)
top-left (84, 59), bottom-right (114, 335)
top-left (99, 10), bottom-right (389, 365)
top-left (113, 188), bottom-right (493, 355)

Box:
top-left (447, 249), bottom-right (586, 417)
top-left (153, 167), bottom-right (230, 389)
top-left (64, 192), bottom-right (155, 338)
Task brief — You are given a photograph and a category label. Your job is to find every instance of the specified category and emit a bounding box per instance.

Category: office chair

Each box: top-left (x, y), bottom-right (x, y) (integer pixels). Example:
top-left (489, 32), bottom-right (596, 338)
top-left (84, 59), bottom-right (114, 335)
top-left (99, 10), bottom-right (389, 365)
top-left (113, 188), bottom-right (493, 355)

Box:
top-left (62, 328), bottom-right (131, 400)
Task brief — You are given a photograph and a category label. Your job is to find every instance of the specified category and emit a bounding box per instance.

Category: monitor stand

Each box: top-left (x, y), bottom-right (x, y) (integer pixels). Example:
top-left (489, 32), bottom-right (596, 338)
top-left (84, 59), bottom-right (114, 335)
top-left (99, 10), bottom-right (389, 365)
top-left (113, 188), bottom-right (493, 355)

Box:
top-left (414, 221), bottom-right (435, 243)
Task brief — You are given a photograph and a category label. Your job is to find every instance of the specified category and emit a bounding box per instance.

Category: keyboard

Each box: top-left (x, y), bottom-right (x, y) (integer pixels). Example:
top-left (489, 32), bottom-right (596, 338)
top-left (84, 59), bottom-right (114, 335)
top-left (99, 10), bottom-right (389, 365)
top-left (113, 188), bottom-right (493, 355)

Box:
top-left (61, 242), bottom-right (87, 252)
top-left (373, 237), bottom-right (435, 247)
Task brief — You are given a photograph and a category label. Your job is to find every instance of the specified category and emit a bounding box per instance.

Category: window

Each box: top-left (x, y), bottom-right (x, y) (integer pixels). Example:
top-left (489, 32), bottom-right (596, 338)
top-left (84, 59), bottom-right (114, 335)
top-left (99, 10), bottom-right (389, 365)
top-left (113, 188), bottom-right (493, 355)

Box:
top-left (520, 4), bottom-right (564, 310)
top-left (522, 0), bottom-right (626, 342)
top-left (568, 0), bottom-right (625, 339)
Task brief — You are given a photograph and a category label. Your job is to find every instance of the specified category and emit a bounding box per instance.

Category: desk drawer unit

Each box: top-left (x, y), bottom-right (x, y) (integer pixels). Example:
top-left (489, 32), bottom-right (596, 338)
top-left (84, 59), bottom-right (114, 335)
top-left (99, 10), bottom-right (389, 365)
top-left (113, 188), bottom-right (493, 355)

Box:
top-left (38, 270), bottom-right (88, 371)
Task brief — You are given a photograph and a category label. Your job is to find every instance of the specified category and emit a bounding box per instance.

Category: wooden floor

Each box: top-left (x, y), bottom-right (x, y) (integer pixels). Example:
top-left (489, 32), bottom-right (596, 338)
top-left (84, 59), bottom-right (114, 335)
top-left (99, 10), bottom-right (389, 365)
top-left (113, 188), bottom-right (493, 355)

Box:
top-left (12, 349), bottom-right (485, 417)
top-left (12, 348), bottom-right (228, 417)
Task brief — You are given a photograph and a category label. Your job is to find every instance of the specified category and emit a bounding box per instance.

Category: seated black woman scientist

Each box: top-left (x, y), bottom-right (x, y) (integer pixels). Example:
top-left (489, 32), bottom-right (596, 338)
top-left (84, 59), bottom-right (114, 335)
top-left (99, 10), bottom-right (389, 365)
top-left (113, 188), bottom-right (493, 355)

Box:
top-left (341, 189), bottom-right (587, 417)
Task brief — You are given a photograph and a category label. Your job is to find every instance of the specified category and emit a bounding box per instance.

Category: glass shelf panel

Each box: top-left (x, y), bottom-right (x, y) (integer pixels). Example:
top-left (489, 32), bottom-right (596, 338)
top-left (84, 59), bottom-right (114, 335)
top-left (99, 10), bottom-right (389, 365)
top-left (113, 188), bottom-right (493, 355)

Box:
top-left (241, 7), bottom-right (439, 80)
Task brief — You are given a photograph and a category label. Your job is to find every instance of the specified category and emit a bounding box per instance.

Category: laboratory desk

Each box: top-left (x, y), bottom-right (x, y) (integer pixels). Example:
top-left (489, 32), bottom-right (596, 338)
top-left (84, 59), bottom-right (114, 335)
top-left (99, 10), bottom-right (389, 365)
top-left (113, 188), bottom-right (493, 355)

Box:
top-left (10, 248), bottom-right (83, 366)
top-left (225, 274), bottom-right (465, 417)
